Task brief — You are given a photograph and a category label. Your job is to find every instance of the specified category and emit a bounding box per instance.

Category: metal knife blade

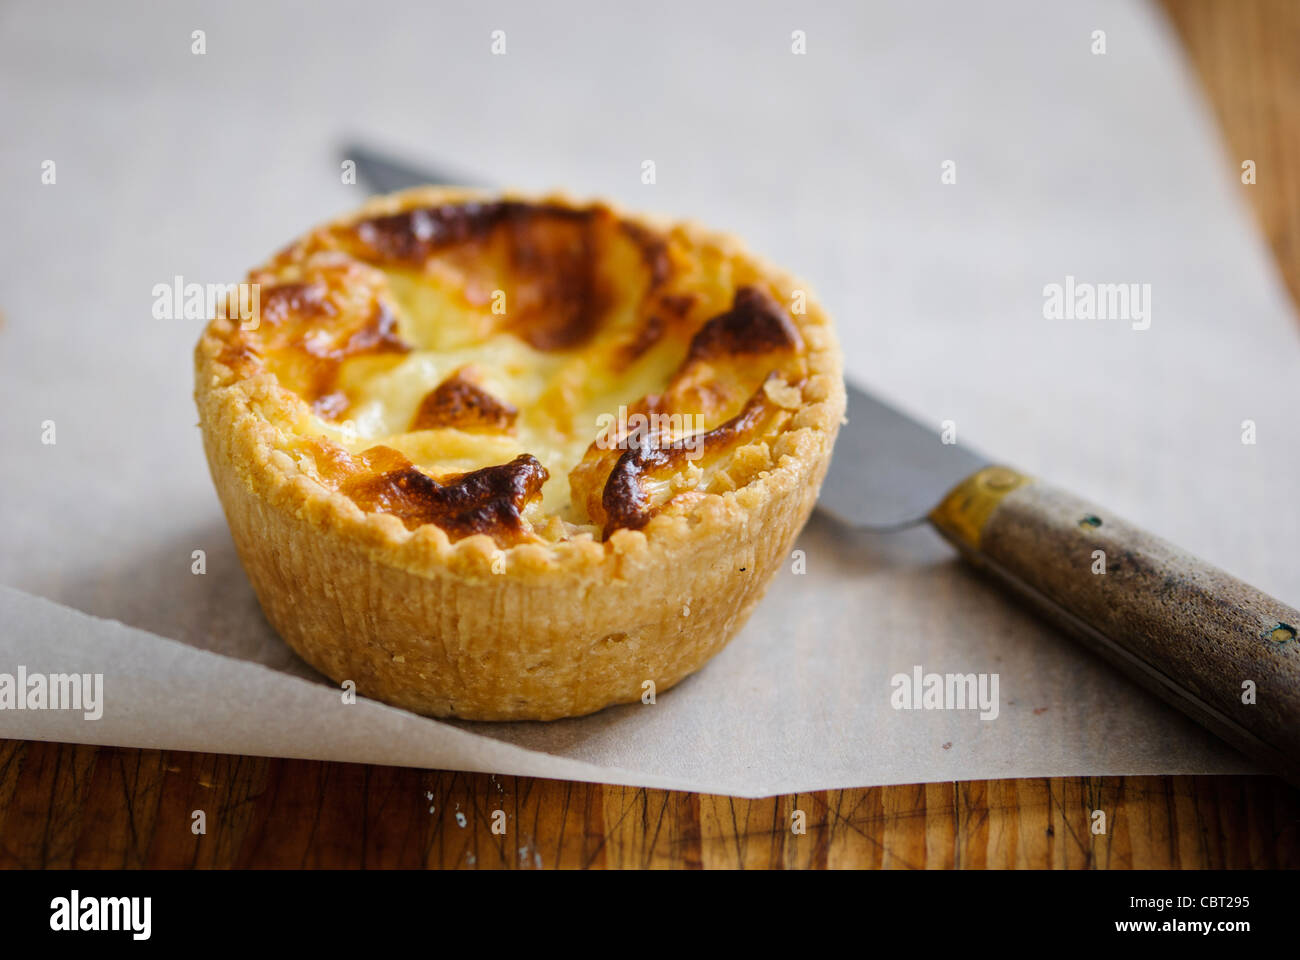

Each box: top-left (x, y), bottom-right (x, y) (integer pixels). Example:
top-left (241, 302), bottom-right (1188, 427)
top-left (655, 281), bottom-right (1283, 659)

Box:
top-left (346, 145), bottom-right (984, 531)
top-left (819, 383), bottom-right (988, 531)
top-left (346, 143), bottom-right (473, 193)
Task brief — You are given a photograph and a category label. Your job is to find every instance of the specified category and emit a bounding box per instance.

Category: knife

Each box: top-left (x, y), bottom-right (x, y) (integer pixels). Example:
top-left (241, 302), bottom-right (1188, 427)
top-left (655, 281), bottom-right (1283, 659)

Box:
top-left (345, 144), bottom-right (1300, 785)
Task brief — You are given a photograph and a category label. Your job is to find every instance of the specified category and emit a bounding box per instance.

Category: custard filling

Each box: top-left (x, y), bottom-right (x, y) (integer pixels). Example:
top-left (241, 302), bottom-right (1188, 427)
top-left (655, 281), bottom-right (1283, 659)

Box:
top-left (214, 200), bottom-right (809, 545)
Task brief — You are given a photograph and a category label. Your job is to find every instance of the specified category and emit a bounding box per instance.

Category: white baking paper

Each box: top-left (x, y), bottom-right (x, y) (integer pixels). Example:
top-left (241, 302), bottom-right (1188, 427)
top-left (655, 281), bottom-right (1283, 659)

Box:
top-left (0, 0), bottom-right (1293, 796)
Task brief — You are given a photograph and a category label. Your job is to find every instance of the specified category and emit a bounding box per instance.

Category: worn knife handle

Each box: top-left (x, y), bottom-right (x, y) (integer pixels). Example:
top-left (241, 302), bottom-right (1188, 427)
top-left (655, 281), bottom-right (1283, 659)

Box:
top-left (928, 466), bottom-right (1300, 784)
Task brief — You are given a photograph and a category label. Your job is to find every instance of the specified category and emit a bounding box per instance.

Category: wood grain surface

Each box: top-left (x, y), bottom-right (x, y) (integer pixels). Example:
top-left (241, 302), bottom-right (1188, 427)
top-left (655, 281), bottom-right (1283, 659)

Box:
top-left (3, 0), bottom-right (1299, 869)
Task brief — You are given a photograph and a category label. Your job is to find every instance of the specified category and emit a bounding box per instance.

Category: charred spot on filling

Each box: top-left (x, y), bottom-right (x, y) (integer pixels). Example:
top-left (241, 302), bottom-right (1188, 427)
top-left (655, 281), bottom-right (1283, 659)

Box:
top-left (334, 448), bottom-right (548, 544)
top-left (502, 206), bottom-right (607, 351)
top-left (658, 293), bottom-right (696, 320)
top-left (686, 286), bottom-right (803, 362)
top-left (409, 368), bottom-right (518, 433)
top-left (653, 285), bottom-right (807, 423)
top-left (260, 282), bottom-right (335, 326)
top-left (351, 202), bottom-right (572, 263)
top-left (271, 296), bottom-right (411, 419)
top-left (600, 380), bottom-right (785, 537)
top-left (214, 284), bottom-right (337, 377)
top-left (348, 201), bottom-right (671, 352)
top-left (335, 300), bottom-right (409, 356)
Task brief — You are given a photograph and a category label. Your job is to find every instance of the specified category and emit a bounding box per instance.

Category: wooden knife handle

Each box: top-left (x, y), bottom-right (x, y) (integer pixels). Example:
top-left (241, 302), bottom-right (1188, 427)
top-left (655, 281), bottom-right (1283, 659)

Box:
top-left (929, 466), bottom-right (1300, 784)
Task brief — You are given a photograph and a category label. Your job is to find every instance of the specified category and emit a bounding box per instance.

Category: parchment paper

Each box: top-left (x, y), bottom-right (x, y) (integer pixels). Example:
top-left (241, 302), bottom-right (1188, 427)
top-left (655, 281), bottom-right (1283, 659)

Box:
top-left (0, 0), bottom-right (1293, 796)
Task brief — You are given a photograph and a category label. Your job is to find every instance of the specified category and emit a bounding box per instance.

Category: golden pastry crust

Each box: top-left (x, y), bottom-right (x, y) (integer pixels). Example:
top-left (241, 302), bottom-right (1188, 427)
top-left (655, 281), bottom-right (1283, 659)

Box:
top-left (194, 187), bottom-right (844, 720)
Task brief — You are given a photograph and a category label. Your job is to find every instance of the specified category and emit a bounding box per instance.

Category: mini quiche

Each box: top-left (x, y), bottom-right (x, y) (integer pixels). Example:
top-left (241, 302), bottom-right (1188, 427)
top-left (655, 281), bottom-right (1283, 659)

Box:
top-left (195, 188), bottom-right (844, 721)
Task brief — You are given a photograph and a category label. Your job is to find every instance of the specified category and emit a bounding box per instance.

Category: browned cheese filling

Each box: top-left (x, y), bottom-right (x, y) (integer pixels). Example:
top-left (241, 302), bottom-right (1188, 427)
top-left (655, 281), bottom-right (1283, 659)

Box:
top-left (214, 201), bottom-right (810, 546)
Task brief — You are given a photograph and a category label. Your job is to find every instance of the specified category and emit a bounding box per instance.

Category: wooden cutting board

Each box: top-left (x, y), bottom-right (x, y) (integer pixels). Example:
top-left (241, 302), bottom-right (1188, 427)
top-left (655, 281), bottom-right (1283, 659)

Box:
top-left (2, 0), bottom-right (1298, 869)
